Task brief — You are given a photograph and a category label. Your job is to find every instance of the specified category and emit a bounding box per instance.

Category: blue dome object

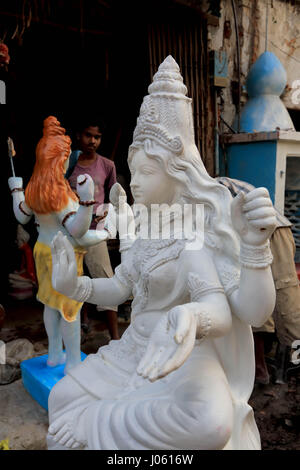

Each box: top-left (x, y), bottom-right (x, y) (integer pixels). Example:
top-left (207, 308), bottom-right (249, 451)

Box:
top-left (236, 51), bottom-right (295, 133)
top-left (246, 51), bottom-right (287, 98)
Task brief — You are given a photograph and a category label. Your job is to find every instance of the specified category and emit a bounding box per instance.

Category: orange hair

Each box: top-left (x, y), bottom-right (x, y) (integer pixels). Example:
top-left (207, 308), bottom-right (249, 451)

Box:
top-left (25, 116), bottom-right (78, 214)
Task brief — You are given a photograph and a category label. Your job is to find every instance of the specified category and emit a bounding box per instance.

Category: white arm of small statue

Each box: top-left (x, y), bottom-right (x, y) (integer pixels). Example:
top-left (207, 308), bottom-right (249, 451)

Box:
top-left (73, 229), bottom-right (109, 247)
top-left (71, 182), bottom-right (136, 249)
top-left (229, 187), bottom-right (276, 327)
top-left (51, 231), bottom-right (131, 305)
top-left (86, 276), bottom-right (131, 306)
top-left (8, 177), bottom-right (33, 224)
top-left (137, 292), bottom-right (232, 383)
top-left (58, 174), bottom-right (96, 239)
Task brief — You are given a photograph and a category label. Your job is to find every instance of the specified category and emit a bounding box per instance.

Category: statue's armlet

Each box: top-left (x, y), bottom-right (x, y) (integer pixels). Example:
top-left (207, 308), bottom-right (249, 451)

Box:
top-left (217, 265), bottom-right (240, 298)
top-left (56, 201), bottom-right (78, 228)
top-left (187, 272), bottom-right (225, 301)
top-left (187, 272), bottom-right (232, 338)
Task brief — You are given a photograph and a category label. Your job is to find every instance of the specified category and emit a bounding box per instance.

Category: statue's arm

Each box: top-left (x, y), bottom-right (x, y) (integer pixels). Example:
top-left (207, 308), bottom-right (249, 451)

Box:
top-left (85, 276), bottom-right (132, 307)
top-left (73, 229), bottom-right (109, 247)
top-left (51, 231), bottom-right (132, 306)
top-left (8, 177), bottom-right (33, 224)
top-left (137, 260), bottom-right (232, 382)
top-left (57, 174), bottom-right (96, 239)
top-left (228, 263), bottom-right (275, 328)
top-left (182, 250), bottom-right (233, 339)
top-left (229, 187), bottom-right (277, 327)
top-left (185, 292), bottom-right (232, 340)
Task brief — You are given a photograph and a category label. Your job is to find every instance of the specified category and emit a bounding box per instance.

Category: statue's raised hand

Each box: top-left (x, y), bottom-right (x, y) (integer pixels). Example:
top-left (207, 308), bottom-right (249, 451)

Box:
top-left (8, 176), bottom-right (23, 191)
top-left (76, 174), bottom-right (94, 202)
top-left (231, 188), bottom-right (276, 246)
top-left (109, 183), bottom-right (135, 240)
top-left (137, 305), bottom-right (197, 382)
top-left (51, 231), bottom-right (78, 297)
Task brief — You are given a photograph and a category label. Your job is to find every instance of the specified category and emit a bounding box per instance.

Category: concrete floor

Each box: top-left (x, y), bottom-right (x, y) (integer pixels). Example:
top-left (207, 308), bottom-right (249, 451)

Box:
top-left (0, 296), bottom-right (129, 450)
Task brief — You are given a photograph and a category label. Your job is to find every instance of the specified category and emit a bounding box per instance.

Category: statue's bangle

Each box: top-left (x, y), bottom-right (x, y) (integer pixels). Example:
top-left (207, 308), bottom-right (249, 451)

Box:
top-left (11, 188), bottom-right (24, 194)
top-left (19, 201), bottom-right (31, 217)
top-left (240, 240), bottom-right (273, 269)
top-left (72, 276), bottom-right (93, 302)
top-left (196, 310), bottom-right (212, 340)
top-left (79, 200), bottom-right (96, 206)
top-left (62, 211), bottom-right (77, 227)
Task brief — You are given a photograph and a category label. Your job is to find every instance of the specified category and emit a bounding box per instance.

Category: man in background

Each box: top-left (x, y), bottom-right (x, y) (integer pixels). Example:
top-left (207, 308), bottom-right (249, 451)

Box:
top-left (217, 176), bottom-right (300, 384)
top-left (67, 118), bottom-right (119, 340)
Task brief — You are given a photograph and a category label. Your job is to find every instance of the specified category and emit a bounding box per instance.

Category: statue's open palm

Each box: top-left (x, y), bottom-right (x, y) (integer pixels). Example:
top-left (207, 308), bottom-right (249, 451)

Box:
top-left (137, 305), bottom-right (197, 382)
top-left (51, 231), bottom-right (78, 298)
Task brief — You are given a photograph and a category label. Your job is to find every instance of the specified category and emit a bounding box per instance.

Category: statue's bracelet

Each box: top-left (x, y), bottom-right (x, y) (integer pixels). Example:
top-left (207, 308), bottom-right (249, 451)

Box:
top-left (239, 240), bottom-right (273, 269)
top-left (10, 188), bottom-right (24, 194)
top-left (79, 200), bottom-right (96, 206)
top-left (73, 276), bottom-right (93, 303)
top-left (19, 201), bottom-right (31, 217)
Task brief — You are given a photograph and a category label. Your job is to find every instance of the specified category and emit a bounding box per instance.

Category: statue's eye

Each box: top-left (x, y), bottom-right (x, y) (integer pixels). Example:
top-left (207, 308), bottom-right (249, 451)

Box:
top-left (142, 167), bottom-right (156, 175)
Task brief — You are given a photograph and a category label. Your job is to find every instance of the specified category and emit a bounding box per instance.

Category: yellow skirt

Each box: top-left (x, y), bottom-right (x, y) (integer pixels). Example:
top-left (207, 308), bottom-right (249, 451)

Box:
top-left (33, 241), bottom-right (86, 322)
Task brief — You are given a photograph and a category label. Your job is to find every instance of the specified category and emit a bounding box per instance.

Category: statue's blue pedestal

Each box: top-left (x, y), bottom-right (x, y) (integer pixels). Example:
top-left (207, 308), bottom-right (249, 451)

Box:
top-left (20, 352), bottom-right (87, 411)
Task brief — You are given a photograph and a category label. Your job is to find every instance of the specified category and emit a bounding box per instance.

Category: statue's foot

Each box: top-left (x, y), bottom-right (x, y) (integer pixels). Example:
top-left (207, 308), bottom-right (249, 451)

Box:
top-left (47, 352), bottom-right (67, 368)
top-left (49, 421), bottom-right (84, 449)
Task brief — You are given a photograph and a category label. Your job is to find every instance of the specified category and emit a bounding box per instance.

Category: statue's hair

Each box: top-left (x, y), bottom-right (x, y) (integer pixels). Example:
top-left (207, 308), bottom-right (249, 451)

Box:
top-left (25, 116), bottom-right (78, 214)
top-left (128, 139), bottom-right (241, 273)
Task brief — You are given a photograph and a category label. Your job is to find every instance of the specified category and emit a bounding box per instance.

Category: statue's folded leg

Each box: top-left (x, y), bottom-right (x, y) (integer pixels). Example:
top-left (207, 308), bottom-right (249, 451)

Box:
top-left (48, 374), bottom-right (97, 450)
top-left (80, 367), bottom-right (234, 450)
top-left (47, 352), bottom-right (234, 450)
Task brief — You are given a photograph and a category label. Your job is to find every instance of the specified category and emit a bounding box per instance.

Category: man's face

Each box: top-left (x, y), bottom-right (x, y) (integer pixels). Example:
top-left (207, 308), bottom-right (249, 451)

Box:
top-left (78, 126), bottom-right (102, 155)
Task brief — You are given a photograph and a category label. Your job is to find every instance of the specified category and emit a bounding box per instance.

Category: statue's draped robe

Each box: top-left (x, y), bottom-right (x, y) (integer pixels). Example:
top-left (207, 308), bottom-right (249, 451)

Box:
top-left (48, 238), bottom-right (260, 450)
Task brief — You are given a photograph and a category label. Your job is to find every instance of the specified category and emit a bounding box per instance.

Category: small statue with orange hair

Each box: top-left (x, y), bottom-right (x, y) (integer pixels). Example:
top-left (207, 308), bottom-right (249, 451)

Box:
top-left (8, 116), bottom-right (110, 373)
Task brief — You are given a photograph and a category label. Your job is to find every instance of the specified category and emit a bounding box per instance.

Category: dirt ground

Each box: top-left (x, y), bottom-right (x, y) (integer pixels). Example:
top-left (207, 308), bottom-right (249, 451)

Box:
top-left (1, 297), bottom-right (300, 450)
top-left (250, 378), bottom-right (300, 449)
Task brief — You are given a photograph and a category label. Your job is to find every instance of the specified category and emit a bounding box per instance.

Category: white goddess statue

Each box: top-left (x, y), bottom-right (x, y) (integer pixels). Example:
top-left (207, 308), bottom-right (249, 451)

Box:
top-left (48, 56), bottom-right (276, 450)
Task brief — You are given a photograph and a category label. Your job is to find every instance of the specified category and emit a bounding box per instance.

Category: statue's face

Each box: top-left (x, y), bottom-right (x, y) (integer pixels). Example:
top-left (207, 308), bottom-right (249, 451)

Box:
top-left (130, 148), bottom-right (177, 207)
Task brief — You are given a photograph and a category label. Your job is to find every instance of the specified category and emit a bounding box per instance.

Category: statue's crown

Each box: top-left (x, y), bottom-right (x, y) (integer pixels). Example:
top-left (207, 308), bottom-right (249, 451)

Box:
top-left (132, 56), bottom-right (195, 154)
